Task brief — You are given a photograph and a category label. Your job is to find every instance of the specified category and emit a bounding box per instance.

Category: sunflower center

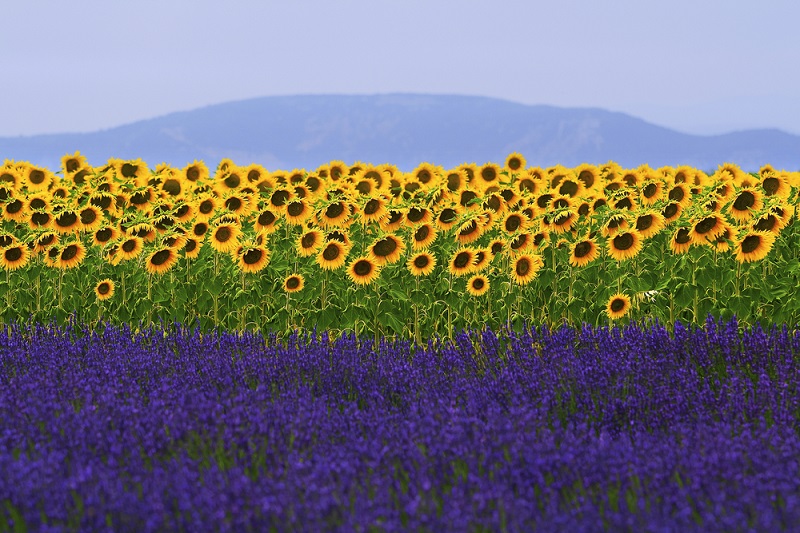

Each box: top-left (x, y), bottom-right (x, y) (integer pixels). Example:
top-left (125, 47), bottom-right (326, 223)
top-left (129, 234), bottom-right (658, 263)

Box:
top-left (507, 157), bottom-right (522, 171)
top-left (407, 207), bottom-right (425, 223)
top-left (754, 216), bottom-right (777, 232)
top-left (459, 220), bottom-right (479, 236)
top-left (636, 215), bottom-right (653, 232)
top-left (225, 197), bottom-right (243, 212)
top-left (559, 181), bottom-right (578, 197)
top-left (610, 298), bottom-right (626, 312)
top-left (80, 208), bottom-right (98, 225)
top-left (364, 199), bottom-right (381, 215)
top-left (96, 228), bottom-right (112, 242)
top-left (194, 200), bottom-right (211, 215)
top-left (6, 200), bottom-right (22, 214)
top-left (472, 277), bottom-right (486, 290)
top-left (762, 177), bottom-right (779, 195)
top-left (215, 226), bottom-right (232, 242)
top-left (5, 247), bottom-right (22, 262)
top-left (354, 259), bottom-right (373, 276)
top-left (574, 241), bottom-right (593, 258)
top-left (323, 244), bottom-right (341, 260)
top-left (121, 163), bottom-right (138, 178)
top-left (151, 249), bottom-right (171, 266)
top-left (271, 190), bottom-right (290, 207)
top-left (695, 216), bottom-right (718, 234)
top-left (185, 239), bottom-right (197, 252)
top-left (662, 203), bottom-right (679, 219)
top-left (61, 245), bottom-right (78, 261)
top-left (257, 211), bottom-right (276, 226)
top-left (243, 248), bottom-right (263, 265)
top-left (675, 228), bottom-right (691, 244)
top-left (460, 190), bottom-right (478, 207)
top-left (438, 208), bottom-right (456, 224)
top-left (613, 233), bottom-right (634, 251)
top-left (373, 237), bottom-right (398, 257)
top-left (301, 232), bottom-right (318, 249)
top-left (414, 255), bottom-right (430, 268)
top-left (733, 191), bottom-right (755, 210)
top-left (741, 235), bottom-right (762, 254)
top-left (504, 215), bottom-right (521, 232)
top-left (325, 202), bottom-right (344, 218)
top-left (27, 169), bottom-right (45, 185)
top-left (186, 166), bottom-right (200, 181)
top-left (668, 186), bottom-right (685, 202)
top-left (414, 225), bottom-right (430, 241)
top-left (643, 183), bottom-right (658, 198)
top-left (481, 167), bottom-right (497, 182)
top-left (287, 201), bottom-right (305, 217)
top-left (453, 252), bottom-right (471, 269)
top-left (38, 234), bottom-right (55, 246)
top-left (130, 191), bottom-right (151, 205)
top-left (286, 276), bottom-right (300, 290)
top-left (55, 211), bottom-right (77, 227)
top-left (224, 174), bottom-right (241, 189)
top-left (31, 212), bottom-right (50, 226)
top-left (516, 258), bottom-right (531, 276)
top-left (97, 282), bottom-right (111, 295)
top-left (537, 194), bottom-right (553, 209)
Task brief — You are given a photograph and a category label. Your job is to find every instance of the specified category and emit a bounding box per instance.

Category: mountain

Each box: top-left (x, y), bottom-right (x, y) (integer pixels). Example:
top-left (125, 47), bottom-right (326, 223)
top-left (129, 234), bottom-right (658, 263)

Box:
top-left (2, 94), bottom-right (799, 172)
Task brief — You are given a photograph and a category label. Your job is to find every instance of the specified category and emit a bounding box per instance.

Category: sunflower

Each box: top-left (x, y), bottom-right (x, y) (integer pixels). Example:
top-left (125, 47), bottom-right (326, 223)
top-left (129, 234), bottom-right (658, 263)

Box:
top-left (254, 209), bottom-right (280, 234)
top-left (760, 172), bottom-right (791, 200)
top-left (61, 151), bottom-right (89, 176)
top-left (688, 214), bottom-right (726, 245)
top-left (666, 183), bottom-right (691, 208)
top-left (380, 210), bottom-right (406, 232)
top-left (753, 205), bottom-right (793, 234)
top-left (347, 256), bottom-right (381, 285)
top-left (445, 169), bottom-right (468, 192)
top-left (409, 223), bottom-right (436, 250)
top-left (728, 187), bottom-right (762, 223)
top-left (285, 199), bottom-right (312, 225)
top-left (237, 245), bottom-right (270, 273)
top-left (448, 248), bottom-right (475, 276)
top-left (669, 227), bottom-right (693, 254)
top-left (32, 232), bottom-right (58, 254)
top-left (640, 179), bottom-right (664, 206)
top-left (184, 238), bottom-right (203, 259)
top-left (1, 198), bottom-right (25, 223)
top-left (634, 211), bottom-right (666, 240)
top-left (661, 202), bottom-right (682, 224)
top-left (56, 241), bottom-right (86, 270)
top-left (408, 252), bottom-right (436, 276)
top-left (316, 241), bottom-right (348, 270)
top-left (209, 222), bottom-right (241, 254)
top-left (710, 225), bottom-right (734, 252)
top-left (144, 248), bottom-right (177, 275)
top-left (283, 274), bottom-right (305, 293)
top-left (78, 206), bottom-right (103, 232)
top-left (510, 253), bottom-right (543, 285)
top-left (93, 226), bottom-right (119, 247)
top-left (574, 163), bottom-right (600, 192)
top-left (221, 193), bottom-right (251, 217)
top-left (467, 274), bottom-right (490, 296)
top-left (194, 196), bottom-right (218, 222)
top-left (28, 210), bottom-right (52, 230)
top-left (297, 229), bottom-right (324, 257)
top-left (569, 238), bottom-right (600, 267)
top-left (733, 231), bottom-right (776, 263)
top-left (501, 212), bottom-right (527, 234)
top-left (471, 248), bottom-right (492, 272)
top-left (360, 196), bottom-right (388, 224)
top-left (369, 234), bottom-right (405, 265)
top-left (455, 217), bottom-right (484, 245)
top-left (317, 200), bottom-right (350, 228)
top-left (112, 236), bottom-right (141, 261)
top-left (504, 152), bottom-right (526, 173)
top-left (606, 293), bottom-right (631, 320)
top-left (489, 238), bottom-right (506, 257)
top-left (1, 244), bottom-right (28, 271)
top-left (607, 230), bottom-right (642, 262)
top-left (434, 206), bottom-right (459, 231)
top-left (94, 279), bottom-right (115, 301)
top-left (474, 162), bottom-right (501, 191)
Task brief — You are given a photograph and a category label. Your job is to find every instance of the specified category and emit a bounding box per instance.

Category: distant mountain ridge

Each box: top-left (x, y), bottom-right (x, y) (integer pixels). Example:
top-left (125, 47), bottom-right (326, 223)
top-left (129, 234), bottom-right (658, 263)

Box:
top-left (2, 94), bottom-right (799, 172)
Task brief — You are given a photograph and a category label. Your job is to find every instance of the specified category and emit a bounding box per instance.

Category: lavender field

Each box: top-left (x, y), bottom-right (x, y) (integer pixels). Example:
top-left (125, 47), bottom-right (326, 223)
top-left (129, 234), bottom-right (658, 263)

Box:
top-left (1, 317), bottom-right (798, 531)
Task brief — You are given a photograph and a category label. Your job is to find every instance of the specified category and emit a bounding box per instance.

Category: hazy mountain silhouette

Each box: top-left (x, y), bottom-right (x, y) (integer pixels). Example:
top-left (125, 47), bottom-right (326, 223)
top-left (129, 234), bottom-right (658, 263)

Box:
top-left (2, 94), bottom-right (799, 172)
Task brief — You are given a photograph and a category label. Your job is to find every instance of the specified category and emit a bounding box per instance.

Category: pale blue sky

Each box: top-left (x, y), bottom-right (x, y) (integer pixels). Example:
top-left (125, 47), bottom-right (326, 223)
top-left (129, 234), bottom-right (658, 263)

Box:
top-left (2, 0), bottom-right (798, 137)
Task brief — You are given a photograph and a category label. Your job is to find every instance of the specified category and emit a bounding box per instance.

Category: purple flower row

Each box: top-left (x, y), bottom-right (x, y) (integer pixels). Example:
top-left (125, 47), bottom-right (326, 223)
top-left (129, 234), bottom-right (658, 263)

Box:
top-left (1, 318), bottom-right (799, 531)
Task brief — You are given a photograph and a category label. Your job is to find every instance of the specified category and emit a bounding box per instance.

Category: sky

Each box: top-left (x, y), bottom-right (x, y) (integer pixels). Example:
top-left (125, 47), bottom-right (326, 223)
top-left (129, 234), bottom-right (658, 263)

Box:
top-left (2, 0), bottom-right (799, 137)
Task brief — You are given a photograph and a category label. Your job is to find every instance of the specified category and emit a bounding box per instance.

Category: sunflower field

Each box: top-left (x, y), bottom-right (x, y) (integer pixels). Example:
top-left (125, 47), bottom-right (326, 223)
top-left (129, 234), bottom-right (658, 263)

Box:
top-left (4, 151), bottom-right (800, 531)
top-left (0, 152), bottom-right (798, 339)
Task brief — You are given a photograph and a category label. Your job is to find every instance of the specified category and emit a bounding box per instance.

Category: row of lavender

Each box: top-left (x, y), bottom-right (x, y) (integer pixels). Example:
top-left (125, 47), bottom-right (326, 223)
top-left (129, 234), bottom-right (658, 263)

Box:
top-left (1, 318), bottom-right (799, 531)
